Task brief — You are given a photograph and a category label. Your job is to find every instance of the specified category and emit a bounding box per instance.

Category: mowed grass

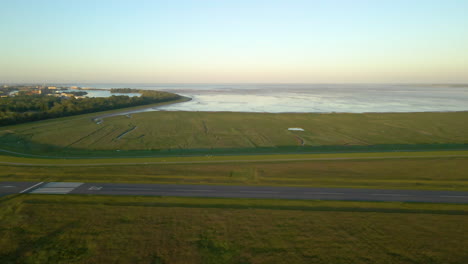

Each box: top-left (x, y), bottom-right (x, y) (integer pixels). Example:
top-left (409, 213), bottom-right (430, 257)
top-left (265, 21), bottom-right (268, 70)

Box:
top-left (1, 195), bottom-right (467, 264)
top-left (0, 111), bottom-right (467, 154)
top-left (1, 157), bottom-right (467, 190)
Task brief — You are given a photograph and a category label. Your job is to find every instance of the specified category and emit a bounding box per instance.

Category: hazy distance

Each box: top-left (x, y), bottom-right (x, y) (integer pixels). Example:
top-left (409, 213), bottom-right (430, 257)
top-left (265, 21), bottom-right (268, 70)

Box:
top-left (1, 0), bottom-right (467, 84)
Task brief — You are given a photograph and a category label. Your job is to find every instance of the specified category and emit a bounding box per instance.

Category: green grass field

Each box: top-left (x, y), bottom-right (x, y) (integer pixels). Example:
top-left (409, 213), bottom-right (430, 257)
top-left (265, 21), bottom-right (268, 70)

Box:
top-left (1, 156), bottom-right (467, 191)
top-left (1, 108), bottom-right (467, 264)
top-left (1, 109), bottom-right (466, 191)
top-left (0, 111), bottom-right (467, 157)
top-left (1, 195), bottom-right (467, 264)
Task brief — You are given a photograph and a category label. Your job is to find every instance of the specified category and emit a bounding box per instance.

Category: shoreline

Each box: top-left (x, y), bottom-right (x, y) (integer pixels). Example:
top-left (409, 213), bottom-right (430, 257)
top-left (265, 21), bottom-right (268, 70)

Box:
top-left (106, 106), bottom-right (468, 115)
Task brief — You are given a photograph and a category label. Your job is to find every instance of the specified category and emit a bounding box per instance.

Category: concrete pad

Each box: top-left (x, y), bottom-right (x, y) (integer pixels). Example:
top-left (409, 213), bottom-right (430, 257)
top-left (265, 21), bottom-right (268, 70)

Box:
top-left (42, 182), bottom-right (83, 188)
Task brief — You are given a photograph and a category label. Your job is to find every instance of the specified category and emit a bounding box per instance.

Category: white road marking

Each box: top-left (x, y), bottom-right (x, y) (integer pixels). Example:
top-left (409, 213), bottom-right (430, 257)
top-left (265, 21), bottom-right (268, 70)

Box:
top-left (29, 182), bottom-right (83, 194)
top-left (239, 191), bottom-right (279, 194)
top-left (304, 192), bottom-right (345, 195)
top-left (370, 193), bottom-right (411, 197)
top-left (1, 185), bottom-right (16, 188)
top-left (112, 188), bottom-right (155, 191)
top-left (32, 190), bottom-right (74, 194)
top-left (31, 187), bottom-right (75, 194)
top-left (19, 182), bottom-right (44, 193)
top-left (439, 195), bottom-right (468, 198)
top-left (31, 189), bottom-right (67, 192)
top-left (88, 186), bottom-right (102, 190)
top-left (43, 182), bottom-right (83, 188)
top-left (175, 189), bottom-right (215, 192)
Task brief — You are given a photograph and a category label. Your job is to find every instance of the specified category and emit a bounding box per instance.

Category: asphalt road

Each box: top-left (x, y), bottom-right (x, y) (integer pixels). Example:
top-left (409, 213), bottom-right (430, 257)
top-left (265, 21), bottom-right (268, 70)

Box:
top-left (1, 181), bottom-right (468, 203)
top-left (0, 181), bottom-right (44, 196)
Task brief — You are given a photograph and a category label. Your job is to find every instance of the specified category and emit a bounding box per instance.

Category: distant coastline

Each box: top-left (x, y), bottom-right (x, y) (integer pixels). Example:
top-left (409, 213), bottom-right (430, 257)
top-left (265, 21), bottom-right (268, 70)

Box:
top-left (3, 83), bottom-right (468, 113)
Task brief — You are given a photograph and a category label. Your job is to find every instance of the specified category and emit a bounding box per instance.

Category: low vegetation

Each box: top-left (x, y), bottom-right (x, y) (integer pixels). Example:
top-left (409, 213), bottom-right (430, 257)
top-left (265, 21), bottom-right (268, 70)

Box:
top-left (110, 88), bottom-right (138, 93)
top-left (0, 195), bottom-right (467, 264)
top-left (0, 111), bottom-right (466, 157)
top-left (1, 156), bottom-right (467, 190)
top-left (0, 91), bottom-right (181, 126)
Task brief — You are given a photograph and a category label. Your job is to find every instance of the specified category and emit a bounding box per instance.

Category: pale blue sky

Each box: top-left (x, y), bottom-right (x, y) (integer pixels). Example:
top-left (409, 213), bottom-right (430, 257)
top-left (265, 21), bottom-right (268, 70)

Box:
top-left (1, 0), bottom-right (467, 83)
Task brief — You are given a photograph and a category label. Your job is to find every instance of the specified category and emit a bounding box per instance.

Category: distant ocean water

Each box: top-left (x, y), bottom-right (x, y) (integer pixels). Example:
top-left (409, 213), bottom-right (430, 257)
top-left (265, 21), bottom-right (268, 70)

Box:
top-left (63, 83), bottom-right (468, 113)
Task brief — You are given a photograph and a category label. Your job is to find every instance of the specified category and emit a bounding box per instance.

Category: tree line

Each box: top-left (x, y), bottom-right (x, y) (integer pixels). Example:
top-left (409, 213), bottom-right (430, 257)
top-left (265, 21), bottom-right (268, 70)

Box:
top-left (0, 90), bottom-right (181, 126)
top-left (110, 88), bottom-right (136, 93)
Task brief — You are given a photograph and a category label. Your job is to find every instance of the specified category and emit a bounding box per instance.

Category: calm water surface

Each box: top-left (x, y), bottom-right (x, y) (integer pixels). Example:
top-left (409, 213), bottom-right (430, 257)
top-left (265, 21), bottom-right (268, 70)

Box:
top-left (60, 84), bottom-right (468, 113)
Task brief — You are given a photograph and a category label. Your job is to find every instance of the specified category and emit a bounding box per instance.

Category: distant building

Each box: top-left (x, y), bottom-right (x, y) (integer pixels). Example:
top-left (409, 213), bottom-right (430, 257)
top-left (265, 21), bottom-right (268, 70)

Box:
top-left (48, 86), bottom-right (57, 90)
top-left (29, 89), bottom-right (42, 95)
top-left (70, 86), bottom-right (79, 89)
top-left (60, 92), bottom-right (74, 97)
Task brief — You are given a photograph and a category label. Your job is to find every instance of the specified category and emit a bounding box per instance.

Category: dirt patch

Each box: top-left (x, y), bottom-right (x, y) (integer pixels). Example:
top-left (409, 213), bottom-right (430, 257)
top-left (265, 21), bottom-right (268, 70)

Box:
top-left (293, 135), bottom-right (305, 146)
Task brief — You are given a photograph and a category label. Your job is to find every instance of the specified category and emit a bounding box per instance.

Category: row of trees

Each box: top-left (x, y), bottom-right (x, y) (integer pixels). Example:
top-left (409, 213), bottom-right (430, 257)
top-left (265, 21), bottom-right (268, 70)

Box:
top-left (0, 87), bottom-right (17, 96)
top-left (0, 91), bottom-right (181, 126)
top-left (110, 88), bottom-right (135, 93)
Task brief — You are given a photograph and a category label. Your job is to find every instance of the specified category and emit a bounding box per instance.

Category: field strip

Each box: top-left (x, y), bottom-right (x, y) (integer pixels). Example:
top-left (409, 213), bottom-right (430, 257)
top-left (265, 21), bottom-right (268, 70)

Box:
top-left (1, 154), bottom-right (468, 166)
top-left (116, 126), bottom-right (137, 139)
top-left (65, 126), bottom-right (108, 148)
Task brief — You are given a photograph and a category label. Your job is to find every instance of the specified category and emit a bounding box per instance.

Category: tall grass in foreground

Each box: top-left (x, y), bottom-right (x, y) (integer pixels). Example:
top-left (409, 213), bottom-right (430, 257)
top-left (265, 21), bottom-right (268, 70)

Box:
top-left (0, 195), bottom-right (467, 264)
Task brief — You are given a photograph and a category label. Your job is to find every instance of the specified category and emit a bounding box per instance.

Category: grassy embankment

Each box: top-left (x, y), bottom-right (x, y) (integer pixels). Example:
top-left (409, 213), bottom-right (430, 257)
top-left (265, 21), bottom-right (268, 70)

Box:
top-left (1, 153), bottom-right (468, 191)
top-left (1, 110), bottom-right (467, 190)
top-left (0, 111), bottom-right (467, 157)
top-left (0, 194), bottom-right (467, 264)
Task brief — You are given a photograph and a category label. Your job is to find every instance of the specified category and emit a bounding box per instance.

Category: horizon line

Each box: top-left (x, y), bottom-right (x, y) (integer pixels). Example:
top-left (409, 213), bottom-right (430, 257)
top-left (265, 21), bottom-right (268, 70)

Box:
top-left (2, 82), bottom-right (468, 85)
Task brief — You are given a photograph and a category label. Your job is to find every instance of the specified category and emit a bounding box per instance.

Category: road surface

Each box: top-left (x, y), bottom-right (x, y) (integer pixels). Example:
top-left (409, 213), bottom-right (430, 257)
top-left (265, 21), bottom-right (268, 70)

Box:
top-left (1, 181), bottom-right (468, 203)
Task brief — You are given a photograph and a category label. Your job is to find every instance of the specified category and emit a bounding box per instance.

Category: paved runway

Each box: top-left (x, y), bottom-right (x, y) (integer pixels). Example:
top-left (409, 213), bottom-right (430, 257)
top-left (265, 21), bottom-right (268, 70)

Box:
top-left (1, 181), bottom-right (468, 203)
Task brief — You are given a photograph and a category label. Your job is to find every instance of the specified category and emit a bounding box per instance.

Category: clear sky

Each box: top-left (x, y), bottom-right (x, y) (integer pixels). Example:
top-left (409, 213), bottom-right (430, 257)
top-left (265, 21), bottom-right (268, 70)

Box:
top-left (1, 0), bottom-right (467, 83)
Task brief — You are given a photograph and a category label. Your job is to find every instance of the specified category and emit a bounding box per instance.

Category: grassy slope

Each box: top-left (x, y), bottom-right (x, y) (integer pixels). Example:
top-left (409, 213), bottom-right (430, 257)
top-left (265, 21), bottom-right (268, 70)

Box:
top-left (1, 156), bottom-right (467, 191)
top-left (1, 195), bottom-right (467, 264)
top-left (0, 111), bottom-right (467, 156)
top-left (1, 149), bottom-right (467, 164)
